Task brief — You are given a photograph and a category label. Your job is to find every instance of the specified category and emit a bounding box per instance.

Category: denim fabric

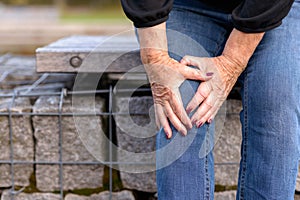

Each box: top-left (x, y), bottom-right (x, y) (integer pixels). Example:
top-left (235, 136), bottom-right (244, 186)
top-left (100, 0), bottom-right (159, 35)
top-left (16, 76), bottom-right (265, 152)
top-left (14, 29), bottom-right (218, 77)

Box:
top-left (156, 0), bottom-right (300, 199)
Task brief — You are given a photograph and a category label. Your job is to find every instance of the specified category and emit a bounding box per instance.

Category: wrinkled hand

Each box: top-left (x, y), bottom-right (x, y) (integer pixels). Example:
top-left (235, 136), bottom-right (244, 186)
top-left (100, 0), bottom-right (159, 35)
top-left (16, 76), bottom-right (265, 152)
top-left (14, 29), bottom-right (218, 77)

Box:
top-left (180, 55), bottom-right (245, 127)
top-left (142, 49), bottom-right (213, 138)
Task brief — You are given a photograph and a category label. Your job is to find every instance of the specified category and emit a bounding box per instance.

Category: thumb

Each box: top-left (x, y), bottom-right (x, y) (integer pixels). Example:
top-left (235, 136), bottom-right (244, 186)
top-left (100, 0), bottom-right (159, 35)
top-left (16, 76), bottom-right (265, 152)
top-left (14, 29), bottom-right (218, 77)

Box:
top-left (176, 62), bottom-right (213, 81)
top-left (181, 55), bottom-right (214, 77)
top-left (180, 55), bottom-right (201, 67)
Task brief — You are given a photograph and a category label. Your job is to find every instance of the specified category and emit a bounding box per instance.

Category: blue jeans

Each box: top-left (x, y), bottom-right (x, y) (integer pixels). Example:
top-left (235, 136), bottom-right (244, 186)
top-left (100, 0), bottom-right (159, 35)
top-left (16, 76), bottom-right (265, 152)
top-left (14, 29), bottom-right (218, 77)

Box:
top-left (156, 0), bottom-right (300, 199)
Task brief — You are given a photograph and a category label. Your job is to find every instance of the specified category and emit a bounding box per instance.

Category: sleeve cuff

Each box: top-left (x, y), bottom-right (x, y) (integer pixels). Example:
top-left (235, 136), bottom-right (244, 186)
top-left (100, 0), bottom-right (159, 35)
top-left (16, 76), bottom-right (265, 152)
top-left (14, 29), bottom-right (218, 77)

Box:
top-left (232, 20), bottom-right (282, 33)
top-left (133, 15), bottom-right (169, 28)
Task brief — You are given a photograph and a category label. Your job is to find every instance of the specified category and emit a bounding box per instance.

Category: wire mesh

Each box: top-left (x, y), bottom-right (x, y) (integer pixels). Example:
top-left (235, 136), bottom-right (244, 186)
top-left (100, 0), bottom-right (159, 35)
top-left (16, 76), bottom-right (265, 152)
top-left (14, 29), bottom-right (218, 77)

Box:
top-left (0, 71), bottom-right (240, 200)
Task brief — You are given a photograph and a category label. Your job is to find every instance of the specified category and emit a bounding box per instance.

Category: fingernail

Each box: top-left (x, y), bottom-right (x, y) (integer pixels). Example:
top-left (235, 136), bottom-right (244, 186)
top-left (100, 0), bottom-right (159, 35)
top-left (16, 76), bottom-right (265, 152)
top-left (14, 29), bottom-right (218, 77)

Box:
top-left (165, 132), bottom-right (170, 139)
top-left (187, 123), bottom-right (193, 130)
top-left (192, 119), bottom-right (197, 126)
top-left (180, 129), bottom-right (187, 136)
top-left (208, 119), bottom-right (213, 124)
top-left (197, 122), bottom-right (203, 128)
top-left (206, 72), bottom-right (214, 76)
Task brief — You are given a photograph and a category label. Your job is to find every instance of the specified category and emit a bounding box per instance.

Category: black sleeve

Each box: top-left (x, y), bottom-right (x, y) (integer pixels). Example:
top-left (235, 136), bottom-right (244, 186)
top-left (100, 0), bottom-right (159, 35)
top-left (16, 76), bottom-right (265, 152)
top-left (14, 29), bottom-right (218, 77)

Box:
top-left (121, 0), bottom-right (173, 28)
top-left (232, 0), bottom-right (294, 33)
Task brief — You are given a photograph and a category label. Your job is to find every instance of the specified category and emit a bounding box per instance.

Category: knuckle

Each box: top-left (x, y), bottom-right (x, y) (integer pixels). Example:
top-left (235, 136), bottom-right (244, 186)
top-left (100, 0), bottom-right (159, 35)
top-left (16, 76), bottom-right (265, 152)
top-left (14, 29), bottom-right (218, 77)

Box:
top-left (182, 56), bottom-right (189, 60)
top-left (204, 101), bottom-right (213, 108)
top-left (163, 124), bottom-right (169, 130)
top-left (199, 90), bottom-right (208, 98)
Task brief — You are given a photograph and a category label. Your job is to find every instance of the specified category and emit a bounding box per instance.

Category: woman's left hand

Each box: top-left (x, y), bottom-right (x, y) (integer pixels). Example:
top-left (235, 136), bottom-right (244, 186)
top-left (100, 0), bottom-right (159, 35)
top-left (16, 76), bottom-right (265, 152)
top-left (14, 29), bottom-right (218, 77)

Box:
top-left (180, 55), bottom-right (245, 127)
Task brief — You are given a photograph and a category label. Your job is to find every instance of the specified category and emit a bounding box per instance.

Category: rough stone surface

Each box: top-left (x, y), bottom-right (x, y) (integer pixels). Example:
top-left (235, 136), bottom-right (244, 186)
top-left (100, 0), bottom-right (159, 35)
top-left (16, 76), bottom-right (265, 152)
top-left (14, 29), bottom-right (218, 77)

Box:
top-left (115, 96), bottom-right (157, 192)
top-left (33, 96), bottom-right (106, 191)
top-left (0, 97), bottom-right (33, 187)
top-left (214, 191), bottom-right (236, 200)
top-left (64, 194), bottom-right (89, 200)
top-left (1, 190), bottom-right (60, 200)
top-left (214, 100), bottom-right (242, 186)
top-left (64, 190), bottom-right (135, 200)
top-left (0, 55), bottom-right (74, 90)
top-left (296, 169), bottom-right (300, 192)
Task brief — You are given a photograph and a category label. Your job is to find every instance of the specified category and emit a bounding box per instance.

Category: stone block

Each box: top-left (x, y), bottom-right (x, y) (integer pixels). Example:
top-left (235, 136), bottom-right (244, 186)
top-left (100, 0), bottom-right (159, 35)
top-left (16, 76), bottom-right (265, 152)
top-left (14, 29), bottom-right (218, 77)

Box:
top-left (1, 190), bottom-right (60, 200)
top-left (115, 97), bottom-right (242, 191)
top-left (115, 96), bottom-right (157, 192)
top-left (33, 96), bottom-right (106, 191)
top-left (214, 191), bottom-right (236, 200)
top-left (214, 100), bottom-right (242, 187)
top-left (296, 169), bottom-right (300, 192)
top-left (64, 190), bottom-right (135, 200)
top-left (0, 55), bottom-right (74, 89)
top-left (0, 97), bottom-right (33, 187)
top-left (64, 194), bottom-right (89, 200)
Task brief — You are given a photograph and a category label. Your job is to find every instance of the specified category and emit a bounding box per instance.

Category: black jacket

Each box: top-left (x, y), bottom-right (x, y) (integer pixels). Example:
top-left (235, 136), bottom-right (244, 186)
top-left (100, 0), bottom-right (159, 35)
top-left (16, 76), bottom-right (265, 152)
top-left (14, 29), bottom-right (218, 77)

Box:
top-left (121, 0), bottom-right (294, 33)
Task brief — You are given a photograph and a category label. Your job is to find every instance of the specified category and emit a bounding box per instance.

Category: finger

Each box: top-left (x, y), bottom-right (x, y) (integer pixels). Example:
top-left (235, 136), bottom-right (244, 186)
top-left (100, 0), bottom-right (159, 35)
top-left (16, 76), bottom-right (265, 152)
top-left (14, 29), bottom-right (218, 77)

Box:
top-left (156, 104), bottom-right (173, 139)
top-left (154, 104), bottom-right (161, 128)
top-left (177, 63), bottom-right (213, 81)
top-left (180, 58), bottom-right (189, 66)
top-left (164, 102), bottom-right (187, 136)
top-left (180, 55), bottom-right (200, 67)
top-left (170, 89), bottom-right (192, 129)
top-left (191, 94), bottom-right (215, 128)
top-left (181, 55), bottom-right (214, 74)
top-left (207, 108), bottom-right (219, 124)
top-left (186, 82), bottom-right (212, 114)
top-left (205, 100), bottom-right (225, 124)
top-left (199, 102), bottom-right (220, 125)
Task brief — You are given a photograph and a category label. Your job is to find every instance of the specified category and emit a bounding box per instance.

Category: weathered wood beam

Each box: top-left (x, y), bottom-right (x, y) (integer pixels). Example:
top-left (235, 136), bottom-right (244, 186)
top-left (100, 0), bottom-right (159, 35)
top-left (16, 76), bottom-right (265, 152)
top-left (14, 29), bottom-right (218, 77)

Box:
top-left (36, 35), bottom-right (143, 73)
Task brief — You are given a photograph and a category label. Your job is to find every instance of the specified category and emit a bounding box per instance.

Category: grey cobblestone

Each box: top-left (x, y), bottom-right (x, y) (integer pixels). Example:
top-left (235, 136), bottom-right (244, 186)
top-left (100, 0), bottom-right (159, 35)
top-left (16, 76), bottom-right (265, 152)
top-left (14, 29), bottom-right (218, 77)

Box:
top-left (115, 96), bottom-right (157, 192)
top-left (1, 190), bottom-right (60, 200)
top-left (0, 97), bottom-right (33, 187)
top-left (214, 100), bottom-right (242, 186)
top-left (64, 190), bottom-right (135, 200)
top-left (33, 96), bottom-right (106, 191)
top-left (215, 191), bottom-right (236, 200)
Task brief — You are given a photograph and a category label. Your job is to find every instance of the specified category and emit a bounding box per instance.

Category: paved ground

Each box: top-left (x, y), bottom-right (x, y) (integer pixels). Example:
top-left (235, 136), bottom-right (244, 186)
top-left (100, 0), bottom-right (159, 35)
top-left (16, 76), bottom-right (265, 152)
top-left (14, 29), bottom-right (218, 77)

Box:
top-left (0, 5), bottom-right (59, 22)
top-left (0, 5), bottom-right (132, 54)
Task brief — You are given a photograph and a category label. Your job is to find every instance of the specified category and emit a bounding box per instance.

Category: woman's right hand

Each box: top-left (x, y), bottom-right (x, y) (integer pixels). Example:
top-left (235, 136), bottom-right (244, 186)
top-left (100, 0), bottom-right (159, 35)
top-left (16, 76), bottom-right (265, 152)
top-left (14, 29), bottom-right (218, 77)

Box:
top-left (141, 49), bottom-right (213, 138)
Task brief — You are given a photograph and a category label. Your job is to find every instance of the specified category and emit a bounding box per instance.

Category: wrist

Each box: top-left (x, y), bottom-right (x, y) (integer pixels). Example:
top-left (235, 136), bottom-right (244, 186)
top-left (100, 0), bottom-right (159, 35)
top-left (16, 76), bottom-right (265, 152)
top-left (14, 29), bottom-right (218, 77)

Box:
top-left (137, 22), bottom-right (168, 65)
top-left (215, 55), bottom-right (244, 78)
top-left (221, 28), bottom-right (265, 72)
top-left (140, 48), bottom-right (169, 65)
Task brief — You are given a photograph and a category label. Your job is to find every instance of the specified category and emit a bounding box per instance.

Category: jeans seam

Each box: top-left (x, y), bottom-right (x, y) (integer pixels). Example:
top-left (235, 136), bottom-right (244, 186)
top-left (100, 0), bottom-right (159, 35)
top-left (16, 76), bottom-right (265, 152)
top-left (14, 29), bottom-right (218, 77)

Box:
top-left (204, 125), bottom-right (211, 200)
top-left (239, 69), bottom-right (249, 200)
top-left (212, 29), bottom-right (227, 56)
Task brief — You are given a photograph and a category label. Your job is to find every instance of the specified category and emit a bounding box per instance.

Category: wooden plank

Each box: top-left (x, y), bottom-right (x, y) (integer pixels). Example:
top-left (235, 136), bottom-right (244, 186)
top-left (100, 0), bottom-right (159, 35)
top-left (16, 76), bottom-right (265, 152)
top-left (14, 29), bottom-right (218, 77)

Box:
top-left (36, 35), bottom-right (143, 73)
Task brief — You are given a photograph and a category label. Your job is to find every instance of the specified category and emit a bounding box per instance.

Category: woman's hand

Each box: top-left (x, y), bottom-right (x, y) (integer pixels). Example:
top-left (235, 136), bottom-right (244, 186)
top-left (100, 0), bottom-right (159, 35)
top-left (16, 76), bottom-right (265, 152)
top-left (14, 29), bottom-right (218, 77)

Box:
top-left (180, 55), bottom-right (244, 127)
top-left (137, 24), bottom-right (263, 138)
top-left (142, 49), bottom-right (213, 138)
top-left (180, 29), bottom-right (265, 127)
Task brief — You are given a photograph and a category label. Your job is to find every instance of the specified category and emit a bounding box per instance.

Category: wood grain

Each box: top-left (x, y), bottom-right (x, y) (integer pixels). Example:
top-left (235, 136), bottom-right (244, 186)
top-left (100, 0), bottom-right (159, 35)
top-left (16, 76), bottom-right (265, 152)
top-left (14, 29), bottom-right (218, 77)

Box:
top-left (36, 35), bottom-right (143, 73)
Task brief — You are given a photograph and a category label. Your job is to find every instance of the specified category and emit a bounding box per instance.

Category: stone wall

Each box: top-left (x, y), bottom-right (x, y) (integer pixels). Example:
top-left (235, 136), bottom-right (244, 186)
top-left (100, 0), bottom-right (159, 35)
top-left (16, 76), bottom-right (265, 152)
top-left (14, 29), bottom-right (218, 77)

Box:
top-left (33, 96), bottom-right (105, 191)
top-left (0, 97), bottom-right (33, 187)
top-left (1, 55), bottom-right (300, 200)
top-left (0, 91), bottom-right (243, 199)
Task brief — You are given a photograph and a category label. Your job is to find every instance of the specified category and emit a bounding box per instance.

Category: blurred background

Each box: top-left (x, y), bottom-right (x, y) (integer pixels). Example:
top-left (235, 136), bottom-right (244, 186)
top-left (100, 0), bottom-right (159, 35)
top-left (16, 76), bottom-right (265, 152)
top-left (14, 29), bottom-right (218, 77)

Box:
top-left (0, 0), bottom-right (132, 54)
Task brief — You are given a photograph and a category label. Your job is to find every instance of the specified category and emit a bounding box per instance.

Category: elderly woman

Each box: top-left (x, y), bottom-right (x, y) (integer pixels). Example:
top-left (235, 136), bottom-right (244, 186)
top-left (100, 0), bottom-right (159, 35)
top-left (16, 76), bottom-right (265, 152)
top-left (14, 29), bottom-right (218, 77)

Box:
top-left (121, 0), bottom-right (300, 199)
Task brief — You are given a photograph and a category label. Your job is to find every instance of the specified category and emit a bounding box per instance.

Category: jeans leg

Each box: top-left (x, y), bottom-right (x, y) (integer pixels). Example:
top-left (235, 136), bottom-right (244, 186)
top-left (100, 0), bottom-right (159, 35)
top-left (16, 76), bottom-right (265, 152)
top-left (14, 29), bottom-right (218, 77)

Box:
top-left (237, 2), bottom-right (300, 199)
top-left (156, 3), bottom-right (231, 199)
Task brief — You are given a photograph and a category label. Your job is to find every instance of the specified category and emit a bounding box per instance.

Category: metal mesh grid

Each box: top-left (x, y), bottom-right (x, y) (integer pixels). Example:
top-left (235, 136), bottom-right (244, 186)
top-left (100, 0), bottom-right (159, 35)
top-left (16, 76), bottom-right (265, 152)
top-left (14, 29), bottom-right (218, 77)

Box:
top-left (0, 69), bottom-right (241, 200)
top-left (0, 90), bottom-right (241, 199)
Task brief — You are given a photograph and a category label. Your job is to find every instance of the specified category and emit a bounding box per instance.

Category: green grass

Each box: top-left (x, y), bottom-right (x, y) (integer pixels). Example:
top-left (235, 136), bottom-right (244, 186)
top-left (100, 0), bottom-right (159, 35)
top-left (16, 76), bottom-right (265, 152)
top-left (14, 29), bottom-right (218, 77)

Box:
top-left (215, 184), bottom-right (237, 192)
top-left (60, 6), bottom-right (131, 24)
